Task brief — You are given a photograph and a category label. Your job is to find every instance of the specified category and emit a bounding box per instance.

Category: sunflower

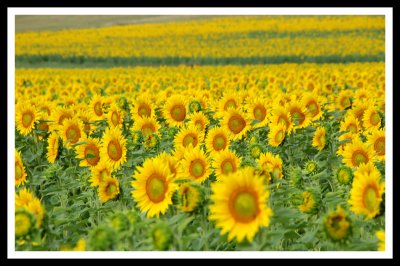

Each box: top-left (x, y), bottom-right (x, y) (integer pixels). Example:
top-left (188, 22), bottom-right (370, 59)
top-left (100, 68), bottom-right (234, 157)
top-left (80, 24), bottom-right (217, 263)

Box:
top-left (90, 160), bottom-right (112, 187)
top-left (339, 114), bottom-right (360, 141)
top-left (324, 206), bottom-right (351, 241)
top-left (174, 125), bottom-right (204, 152)
top-left (131, 157), bottom-right (178, 218)
top-left (287, 101), bottom-right (311, 131)
top-left (131, 96), bottom-right (154, 119)
top-left (51, 106), bottom-right (74, 130)
top-left (212, 149), bottom-right (241, 181)
top-left (342, 138), bottom-right (374, 168)
top-left (245, 98), bottom-right (269, 128)
top-left (367, 129), bottom-right (385, 161)
top-left (98, 176), bottom-right (120, 203)
top-left (25, 198), bottom-right (45, 227)
top-left (363, 107), bottom-right (381, 130)
top-left (205, 127), bottom-right (230, 156)
top-left (100, 127), bottom-right (127, 170)
top-left (335, 165), bottom-right (353, 185)
top-left (15, 150), bottom-right (27, 187)
top-left (178, 183), bottom-right (201, 213)
top-left (336, 90), bottom-right (353, 111)
top-left (270, 105), bottom-right (293, 133)
top-left (106, 103), bottom-right (124, 128)
top-left (302, 93), bottom-right (323, 122)
top-left (348, 168), bottom-right (384, 219)
top-left (354, 162), bottom-right (380, 179)
top-left (257, 152), bottom-right (284, 181)
top-left (349, 100), bottom-right (370, 128)
top-left (376, 230), bottom-right (385, 251)
top-left (16, 104), bottom-right (39, 136)
top-left (268, 123), bottom-right (286, 147)
top-left (75, 137), bottom-right (101, 168)
top-left (222, 109), bottom-right (251, 140)
top-left (216, 93), bottom-right (240, 118)
top-left (15, 188), bottom-right (34, 208)
top-left (312, 126), bottom-right (326, 151)
top-left (59, 118), bottom-right (84, 149)
top-left (209, 167), bottom-right (272, 243)
top-left (299, 191), bottom-right (319, 214)
top-left (89, 94), bottom-right (104, 120)
top-left (156, 152), bottom-right (179, 179)
top-left (163, 95), bottom-right (187, 127)
top-left (132, 116), bottom-right (161, 138)
top-left (36, 111), bottom-right (51, 139)
top-left (187, 111), bottom-right (209, 133)
top-left (15, 209), bottom-right (36, 238)
top-left (178, 147), bottom-right (211, 183)
top-left (47, 132), bottom-right (60, 164)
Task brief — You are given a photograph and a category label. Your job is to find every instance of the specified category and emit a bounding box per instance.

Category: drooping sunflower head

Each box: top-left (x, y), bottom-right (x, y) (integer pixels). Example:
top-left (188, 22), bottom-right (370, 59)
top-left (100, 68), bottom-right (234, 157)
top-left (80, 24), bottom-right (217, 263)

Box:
top-left (312, 126), bottom-right (327, 151)
top-left (15, 150), bottom-right (27, 187)
top-left (178, 182), bottom-right (202, 213)
top-left (59, 117), bottom-right (84, 149)
top-left (16, 103), bottom-right (39, 136)
top-left (205, 126), bottom-right (230, 155)
top-left (178, 146), bottom-right (211, 184)
top-left (75, 137), bottom-right (101, 168)
top-left (367, 129), bottom-right (385, 161)
top-left (268, 123), bottom-right (286, 147)
top-left (131, 157), bottom-right (178, 218)
top-left (100, 126), bottom-right (127, 171)
top-left (209, 167), bottom-right (273, 243)
top-left (348, 168), bottom-right (385, 219)
top-left (212, 149), bottom-right (241, 181)
top-left (324, 206), bottom-right (352, 241)
top-left (163, 95), bottom-right (187, 128)
top-left (342, 138), bottom-right (374, 168)
top-left (335, 165), bottom-right (353, 185)
top-left (222, 109), bottom-right (251, 140)
top-left (98, 176), bottom-right (120, 203)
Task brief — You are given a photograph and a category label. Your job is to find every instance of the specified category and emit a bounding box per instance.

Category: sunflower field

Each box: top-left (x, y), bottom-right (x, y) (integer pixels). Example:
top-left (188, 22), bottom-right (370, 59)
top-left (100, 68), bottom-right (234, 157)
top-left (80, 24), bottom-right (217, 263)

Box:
top-left (14, 16), bottom-right (386, 252)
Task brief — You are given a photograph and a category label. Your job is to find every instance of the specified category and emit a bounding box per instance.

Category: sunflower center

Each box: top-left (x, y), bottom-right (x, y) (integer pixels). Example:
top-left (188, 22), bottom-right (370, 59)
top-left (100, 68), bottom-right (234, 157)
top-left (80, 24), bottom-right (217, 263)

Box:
top-left (341, 97), bottom-right (351, 108)
top-left (146, 174), bottom-right (167, 203)
top-left (275, 129), bottom-right (285, 143)
top-left (171, 104), bottom-right (186, 122)
top-left (221, 160), bottom-right (235, 175)
top-left (228, 114), bottom-right (246, 134)
top-left (107, 183), bottom-right (117, 195)
top-left (307, 101), bottom-right (319, 117)
top-left (213, 135), bottom-right (227, 151)
top-left (363, 186), bottom-right (378, 212)
top-left (224, 99), bottom-right (237, 110)
top-left (66, 125), bottom-right (81, 144)
top-left (15, 163), bottom-right (22, 180)
top-left (22, 112), bottom-right (33, 127)
top-left (370, 113), bottom-right (381, 126)
top-left (85, 145), bottom-right (100, 166)
top-left (347, 124), bottom-right (357, 134)
top-left (138, 104), bottom-right (151, 117)
top-left (189, 159), bottom-right (205, 179)
top-left (230, 191), bottom-right (259, 223)
top-left (107, 140), bottom-right (122, 161)
top-left (142, 124), bottom-right (155, 137)
top-left (253, 106), bottom-right (266, 121)
top-left (183, 133), bottom-right (198, 148)
top-left (331, 215), bottom-right (343, 230)
top-left (111, 111), bottom-right (119, 126)
top-left (291, 110), bottom-right (305, 126)
top-left (94, 102), bottom-right (103, 116)
top-left (374, 137), bottom-right (385, 155)
top-left (352, 151), bottom-right (368, 166)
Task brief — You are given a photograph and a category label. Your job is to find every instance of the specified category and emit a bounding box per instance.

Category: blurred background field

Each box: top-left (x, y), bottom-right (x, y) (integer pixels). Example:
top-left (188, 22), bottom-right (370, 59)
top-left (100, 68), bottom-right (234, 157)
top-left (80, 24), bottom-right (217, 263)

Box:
top-left (15, 15), bottom-right (385, 67)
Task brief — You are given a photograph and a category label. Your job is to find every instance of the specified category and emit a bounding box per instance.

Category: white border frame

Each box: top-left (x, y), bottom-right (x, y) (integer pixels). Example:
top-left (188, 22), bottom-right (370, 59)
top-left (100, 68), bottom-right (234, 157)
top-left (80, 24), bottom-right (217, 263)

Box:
top-left (8, 7), bottom-right (393, 259)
